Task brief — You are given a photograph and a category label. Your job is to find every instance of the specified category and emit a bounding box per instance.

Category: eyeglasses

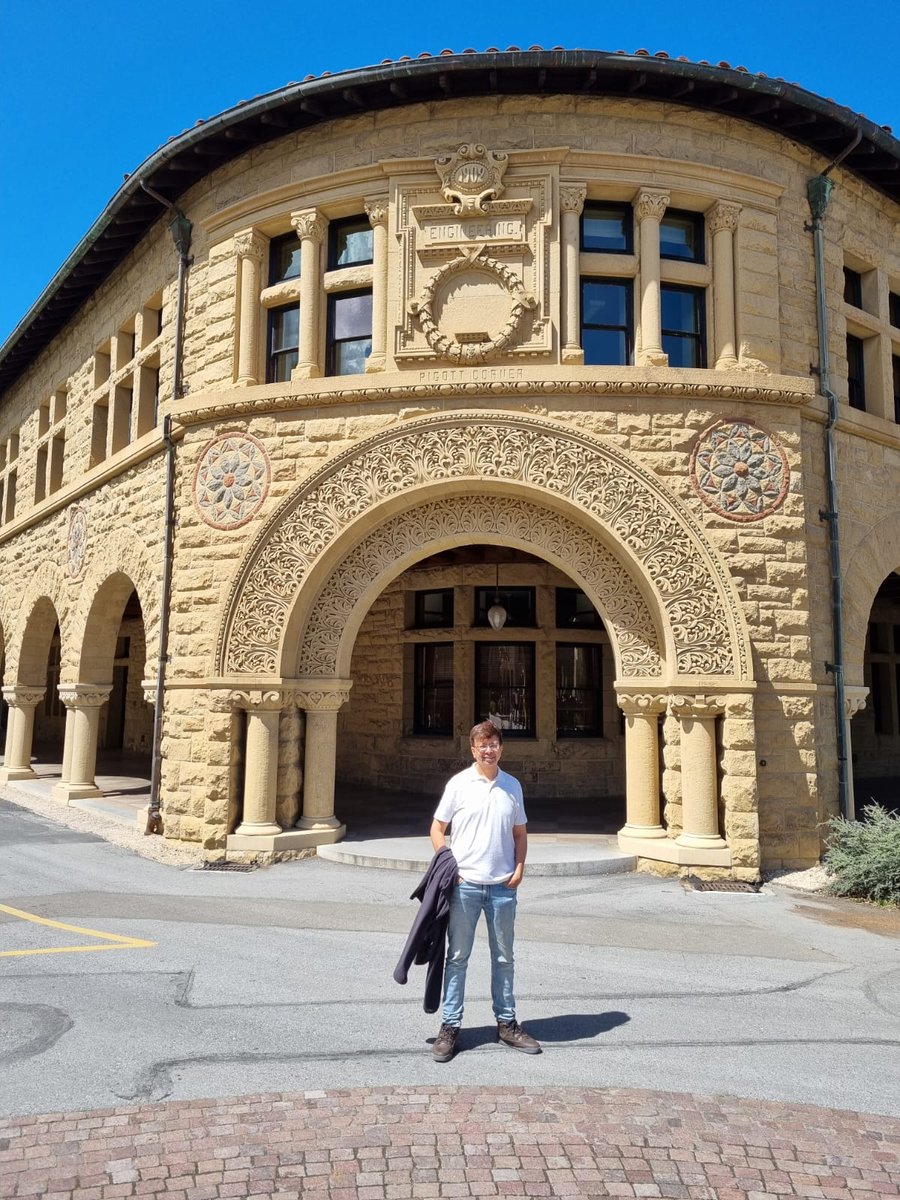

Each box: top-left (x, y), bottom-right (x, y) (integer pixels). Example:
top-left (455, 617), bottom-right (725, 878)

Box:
top-left (474, 742), bottom-right (501, 752)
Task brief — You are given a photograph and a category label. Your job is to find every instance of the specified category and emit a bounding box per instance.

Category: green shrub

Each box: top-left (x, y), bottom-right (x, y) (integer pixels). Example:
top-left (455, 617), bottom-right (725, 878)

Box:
top-left (824, 804), bottom-right (900, 906)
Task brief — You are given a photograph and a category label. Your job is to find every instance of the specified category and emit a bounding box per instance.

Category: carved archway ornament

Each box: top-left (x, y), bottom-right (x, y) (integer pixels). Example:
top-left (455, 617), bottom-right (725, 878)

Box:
top-left (219, 414), bottom-right (751, 682)
top-left (408, 247), bottom-right (537, 365)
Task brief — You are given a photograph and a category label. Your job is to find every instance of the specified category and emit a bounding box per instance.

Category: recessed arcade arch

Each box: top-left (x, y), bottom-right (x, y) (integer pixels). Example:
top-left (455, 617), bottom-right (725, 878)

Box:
top-left (219, 412), bottom-right (751, 685)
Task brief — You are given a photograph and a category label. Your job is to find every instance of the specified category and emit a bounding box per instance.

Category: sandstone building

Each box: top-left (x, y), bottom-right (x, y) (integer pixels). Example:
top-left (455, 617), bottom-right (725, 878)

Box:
top-left (1, 48), bottom-right (898, 877)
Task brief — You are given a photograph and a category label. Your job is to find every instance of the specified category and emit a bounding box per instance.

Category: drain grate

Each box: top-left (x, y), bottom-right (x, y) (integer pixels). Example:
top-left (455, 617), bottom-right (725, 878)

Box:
top-left (197, 860), bottom-right (258, 872)
top-left (686, 875), bottom-right (760, 893)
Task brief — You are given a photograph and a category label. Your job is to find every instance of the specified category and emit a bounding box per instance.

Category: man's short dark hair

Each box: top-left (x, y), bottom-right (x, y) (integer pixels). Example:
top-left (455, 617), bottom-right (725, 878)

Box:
top-left (470, 720), bottom-right (503, 745)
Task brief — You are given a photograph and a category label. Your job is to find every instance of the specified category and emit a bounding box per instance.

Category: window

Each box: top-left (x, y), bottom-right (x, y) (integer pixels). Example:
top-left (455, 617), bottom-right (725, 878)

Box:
top-left (661, 285), bottom-right (706, 367)
top-left (581, 202), bottom-right (633, 254)
top-left (660, 210), bottom-right (704, 263)
top-left (581, 279), bottom-right (633, 366)
top-left (414, 643), bottom-right (454, 735)
top-left (267, 305), bottom-right (300, 383)
top-left (328, 216), bottom-right (373, 269)
top-left (893, 355), bottom-right (900, 424)
top-left (890, 291), bottom-right (900, 329)
top-left (556, 644), bottom-right (603, 737)
top-left (474, 587), bottom-right (536, 627)
top-left (1, 430), bottom-right (18, 524)
top-left (327, 289), bottom-right (372, 375)
top-left (414, 589), bottom-right (454, 628)
top-left (844, 268), bottom-right (863, 309)
top-left (556, 588), bottom-right (603, 629)
top-left (867, 621), bottom-right (900, 735)
top-left (847, 334), bottom-right (866, 411)
top-left (475, 643), bottom-right (535, 736)
top-left (270, 233), bottom-right (301, 283)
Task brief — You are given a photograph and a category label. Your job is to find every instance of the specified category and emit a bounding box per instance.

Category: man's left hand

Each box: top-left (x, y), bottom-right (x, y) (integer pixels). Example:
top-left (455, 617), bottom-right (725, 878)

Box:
top-left (505, 865), bottom-right (524, 889)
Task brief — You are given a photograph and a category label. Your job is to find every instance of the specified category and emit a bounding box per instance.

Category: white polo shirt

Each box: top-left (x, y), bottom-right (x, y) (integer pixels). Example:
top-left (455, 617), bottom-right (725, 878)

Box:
top-left (434, 764), bottom-right (527, 884)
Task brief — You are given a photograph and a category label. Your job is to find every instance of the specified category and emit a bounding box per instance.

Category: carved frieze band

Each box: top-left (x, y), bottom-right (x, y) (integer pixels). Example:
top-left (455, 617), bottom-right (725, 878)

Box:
top-left (298, 496), bottom-right (662, 678)
top-left (220, 415), bottom-right (748, 682)
top-left (226, 684), bottom-right (353, 712)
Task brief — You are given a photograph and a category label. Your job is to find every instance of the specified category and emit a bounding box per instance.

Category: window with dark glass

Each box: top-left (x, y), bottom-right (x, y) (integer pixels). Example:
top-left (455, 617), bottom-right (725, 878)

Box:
top-left (556, 588), bottom-right (603, 629)
top-left (414, 588), bottom-right (454, 628)
top-left (843, 267), bottom-right (863, 308)
top-left (660, 210), bottom-right (704, 263)
top-left (327, 289), bottom-right (372, 375)
top-left (475, 643), bottom-right (535, 737)
top-left (414, 643), bottom-right (454, 735)
top-left (328, 216), bottom-right (373, 269)
top-left (661, 284), bottom-right (706, 368)
top-left (473, 587), bottom-right (536, 627)
top-left (270, 233), bottom-right (301, 284)
top-left (893, 354), bottom-right (900, 424)
top-left (889, 291), bottom-right (900, 329)
top-left (847, 334), bottom-right (866, 410)
top-left (556, 644), bottom-right (603, 737)
top-left (267, 304), bottom-right (300, 383)
top-left (581, 279), bottom-right (633, 366)
top-left (581, 202), bottom-right (633, 254)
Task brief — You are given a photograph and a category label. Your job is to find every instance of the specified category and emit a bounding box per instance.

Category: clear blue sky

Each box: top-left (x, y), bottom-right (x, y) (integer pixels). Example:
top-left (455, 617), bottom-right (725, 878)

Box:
top-left (2, 0), bottom-right (898, 347)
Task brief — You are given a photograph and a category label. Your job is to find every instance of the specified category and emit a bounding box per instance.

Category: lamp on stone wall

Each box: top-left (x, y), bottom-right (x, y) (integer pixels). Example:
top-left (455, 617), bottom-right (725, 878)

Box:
top-left (487, 561), bottom-right (508, 630)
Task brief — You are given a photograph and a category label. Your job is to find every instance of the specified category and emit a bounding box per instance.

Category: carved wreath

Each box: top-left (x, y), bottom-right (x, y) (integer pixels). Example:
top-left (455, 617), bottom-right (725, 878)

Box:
top-left (408, 247), bottom-right (536, 365)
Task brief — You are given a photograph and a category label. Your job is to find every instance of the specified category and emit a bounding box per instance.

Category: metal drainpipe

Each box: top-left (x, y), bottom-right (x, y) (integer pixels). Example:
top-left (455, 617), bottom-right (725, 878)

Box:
top-left (806, 129), bottom-right (861, 821)
top-left (141, 183), bottom-right (192, 834)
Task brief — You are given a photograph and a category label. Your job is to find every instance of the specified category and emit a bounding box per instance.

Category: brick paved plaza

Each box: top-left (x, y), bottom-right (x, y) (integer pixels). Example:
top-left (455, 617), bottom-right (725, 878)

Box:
top-left (2, 1086), bottom-right (899, 1199)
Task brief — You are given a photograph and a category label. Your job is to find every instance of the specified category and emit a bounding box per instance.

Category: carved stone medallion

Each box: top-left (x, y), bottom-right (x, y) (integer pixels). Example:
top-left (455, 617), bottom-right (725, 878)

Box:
top-left (67, 505), bottom-right (88, 579)
top-left (690, 420), bottom-right (789, 522)
top-left (435, 144), bottom-right (508, 214)
top-left (193, 432), bottom-right (271, 530)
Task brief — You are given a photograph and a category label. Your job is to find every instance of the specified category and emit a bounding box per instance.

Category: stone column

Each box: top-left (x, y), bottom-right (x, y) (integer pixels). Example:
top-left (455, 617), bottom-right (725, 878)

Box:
top-left (634, 189), bottom-right (670, 366)
top-left (708, 201), bottom-right (742, 370)
top-left (0, 686), bottom-right (45, 782)
top-left (295, 682), bottom-right (352, 832)
top-left (234, 229), bottom-right (267, 386)
top-left (289, 208), bottom-right (327, 380)
top-left (617, 693), bottom-right (667, 838)
top-left (51, 685), bottom-right (112, 801)
top-left (364, 196), bottom-right (389, 373)
top-left (232, 690), bottom-right (285, 837)
top-left (560, 183), bottom-right (587, 364)
top-left (843, 686), bottom-right (869, 823)
top-left (670, 694), bottom-right (727, 849)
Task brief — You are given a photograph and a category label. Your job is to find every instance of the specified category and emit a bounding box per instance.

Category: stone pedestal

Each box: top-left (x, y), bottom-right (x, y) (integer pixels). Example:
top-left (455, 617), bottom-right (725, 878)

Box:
top-left (0, 686), bottom-right (45, 783)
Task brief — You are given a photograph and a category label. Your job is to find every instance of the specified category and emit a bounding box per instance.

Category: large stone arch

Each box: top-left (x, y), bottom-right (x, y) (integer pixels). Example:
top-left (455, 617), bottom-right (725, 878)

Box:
top-left (219, 413), bottom-right (751, 684)
top-left (10, 561), bottom-right (69, 684)
top-left (842, 510), bottom-right (900, 686)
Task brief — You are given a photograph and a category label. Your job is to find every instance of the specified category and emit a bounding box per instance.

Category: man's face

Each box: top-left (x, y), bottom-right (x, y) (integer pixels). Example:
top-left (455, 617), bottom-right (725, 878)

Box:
top-left (471, 736), bottom-right (503, 768)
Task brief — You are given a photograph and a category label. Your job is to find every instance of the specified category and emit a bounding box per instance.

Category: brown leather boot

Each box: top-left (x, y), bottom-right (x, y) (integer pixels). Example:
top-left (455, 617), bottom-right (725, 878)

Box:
top-left (432, 1023), bottom-right (460, 1062)
top-left (497, 1020), bottom-right (541, 1054)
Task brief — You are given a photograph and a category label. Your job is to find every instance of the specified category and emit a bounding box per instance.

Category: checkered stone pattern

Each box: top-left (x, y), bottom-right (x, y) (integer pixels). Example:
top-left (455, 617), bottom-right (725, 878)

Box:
top-left (1, 1086), bottom-right (899, 1199)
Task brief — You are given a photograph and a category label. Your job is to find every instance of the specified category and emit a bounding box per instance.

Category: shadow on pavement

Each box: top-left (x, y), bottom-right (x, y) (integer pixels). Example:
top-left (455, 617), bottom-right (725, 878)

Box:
top-left (434, 1011), bottom-right (630, 1051)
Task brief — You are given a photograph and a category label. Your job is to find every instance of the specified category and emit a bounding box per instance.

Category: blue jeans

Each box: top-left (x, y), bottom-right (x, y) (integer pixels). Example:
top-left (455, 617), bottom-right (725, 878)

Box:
top-left (442, 881), bottom-right (517, 1027)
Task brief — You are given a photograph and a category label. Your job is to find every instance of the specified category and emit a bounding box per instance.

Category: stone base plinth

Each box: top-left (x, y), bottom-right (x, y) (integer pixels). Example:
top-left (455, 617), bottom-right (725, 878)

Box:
top-left (618, 831), bottom-right (732, 867)
top-left (0, 767), bottom-right (37, 783)
top-left (226, 824), bottom-right (346, 854)
top-left (51, 781), bottom-right (103, 803)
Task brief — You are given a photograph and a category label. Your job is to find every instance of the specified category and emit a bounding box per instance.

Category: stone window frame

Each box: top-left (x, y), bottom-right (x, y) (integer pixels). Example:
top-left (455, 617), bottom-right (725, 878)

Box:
top-left (33, 385), bottom-right (68, 505)
top-left (0, 426), bottom-right (20, 525)
top-left (840, 252), bottom-right (899, 424)
top-left (89, 293), bottom-right (163, 469)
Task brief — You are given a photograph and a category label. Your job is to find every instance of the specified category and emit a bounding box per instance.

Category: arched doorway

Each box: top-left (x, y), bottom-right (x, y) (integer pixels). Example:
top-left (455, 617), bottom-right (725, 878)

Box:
top-left (852, 570), bottom-right (900, 814)
top-left (1, 595), bottom-right (64, 783)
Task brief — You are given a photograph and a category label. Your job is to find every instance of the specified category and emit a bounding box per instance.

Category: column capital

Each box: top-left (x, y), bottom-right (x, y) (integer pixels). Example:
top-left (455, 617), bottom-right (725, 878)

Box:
top-left (294, 680), bottom-right (353, 712)
top-left (290, 208), bottom-right (327, 244)
top-left (364, 196), bottom-right (389, 227)
top-left (559, 183), bottom-right (587, 215)
top-left (1, 685), bottom-right (45, 710)
top-left (707, 200), bottom-right (742, 235)
top-left (58, 683), bottom-right (113, 709)
top-left (233, 228), bottom-right (267, 261)
top-left (616, 692), bottom-right (668, 717)
top-left (634, 189), bottom-right (670, 223)
top-left (668, 693), bottom-right (727, 719)
top-left (844, 685), bottom-right (869, 719)
top-left (229, 688), bottom-right (290, 713)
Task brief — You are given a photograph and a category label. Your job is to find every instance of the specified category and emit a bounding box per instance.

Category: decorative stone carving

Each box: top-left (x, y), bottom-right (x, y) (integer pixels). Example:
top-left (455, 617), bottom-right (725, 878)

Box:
top-left (294, 685), bottom-right (353, 712)
top-left (229, 689), bottom-right (289, 712)
top-left (233, 229), bottom-right (266, 261)
top-left (219, 415), bottom-right (749, 682)
top-left (364, 197), bottom-right (389, 227)
top-left (290, 209), bottom-right (327, 243)
top-left (667, 693), bottom-right (728, 719)
top-left (435, 144), bottom-right (509, 214)
top-left (707, 200), bottom-right (741, 235)
top-left (2, 685), bottom-right (45, 710)
top-left (193, 432), bottom-right (271, 530)
top-left (67, 506), bottom-right (88, 579)
top-left (58, 683), bottom-right (112, 708)
top-left (617, 693), bottom-right (669, 717)
top-left (690, 419), bottom-right (790, 522)
top-left (634, 189), bottom-right (670, 222)
top-left (408, 247), bottom-right (537, 364)
top-left (298, 496), bottom-right (661, 679)
top-left (559, 184), bottom-right (587, 215)
top-left (844, 686), bottom-right (869, 719)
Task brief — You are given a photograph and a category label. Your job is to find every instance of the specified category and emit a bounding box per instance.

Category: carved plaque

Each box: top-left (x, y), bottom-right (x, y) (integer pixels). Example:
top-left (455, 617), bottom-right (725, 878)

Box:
top-left (435, 143), bottom-right (508, 214)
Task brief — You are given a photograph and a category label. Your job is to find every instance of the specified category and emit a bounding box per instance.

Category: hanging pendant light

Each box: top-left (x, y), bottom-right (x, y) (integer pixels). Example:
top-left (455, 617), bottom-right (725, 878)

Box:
top-left (487, 560), bottom-right (508, 630)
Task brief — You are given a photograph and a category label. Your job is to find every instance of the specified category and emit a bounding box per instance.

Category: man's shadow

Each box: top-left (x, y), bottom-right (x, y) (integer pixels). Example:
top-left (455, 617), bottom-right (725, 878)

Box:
top-left (431, 1011), bottom-right (630, 1052)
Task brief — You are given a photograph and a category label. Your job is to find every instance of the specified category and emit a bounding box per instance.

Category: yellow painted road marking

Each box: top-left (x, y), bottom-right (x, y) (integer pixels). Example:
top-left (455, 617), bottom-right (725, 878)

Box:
top-left (0, 903), bottom-right (156, 958)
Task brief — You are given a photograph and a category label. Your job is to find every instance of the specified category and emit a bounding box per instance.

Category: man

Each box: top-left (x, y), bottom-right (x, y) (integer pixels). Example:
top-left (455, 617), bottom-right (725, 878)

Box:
top-left (429, 720), bottom-right (541, 1062)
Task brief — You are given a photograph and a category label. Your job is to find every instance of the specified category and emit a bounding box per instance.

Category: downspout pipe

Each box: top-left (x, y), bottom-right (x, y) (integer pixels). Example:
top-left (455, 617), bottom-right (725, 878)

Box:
top-left (141, 183), bottom-right (192, 834)
top-left (806, 129), bottom-right (860, 821)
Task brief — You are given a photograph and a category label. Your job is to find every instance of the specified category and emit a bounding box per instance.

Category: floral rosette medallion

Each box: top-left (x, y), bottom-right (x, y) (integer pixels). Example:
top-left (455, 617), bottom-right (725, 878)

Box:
top-left (193, 432), bottom-right (271, 530)
top-left (690, 419), bottom-right (789, 522)
top-left (67, 505), bottom-right (88, 578)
